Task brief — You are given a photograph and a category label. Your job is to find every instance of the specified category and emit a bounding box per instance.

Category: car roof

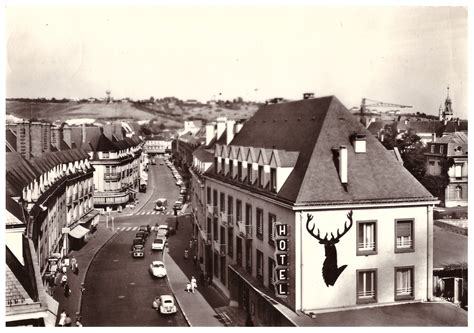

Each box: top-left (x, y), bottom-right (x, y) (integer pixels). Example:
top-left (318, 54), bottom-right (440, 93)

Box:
top-left (156, 198), bottom-right (167, 201)
top-left (160, 295), bottom-right (174, 301)
top-left (154, 238), bottom-right (164, 242)
top-left (134, 244), bottom-right (144, 249)
top-left (152, 261), bottom-right (164, 266)
top-left (157, 224), bottom-right (168, 229)
top-left (155, 235), bottom-right (167, 240)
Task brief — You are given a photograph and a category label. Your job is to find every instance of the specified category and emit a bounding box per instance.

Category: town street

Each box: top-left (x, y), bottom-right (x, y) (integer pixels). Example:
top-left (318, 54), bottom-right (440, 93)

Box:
top-left (81, 157), bottom-right (188, 326)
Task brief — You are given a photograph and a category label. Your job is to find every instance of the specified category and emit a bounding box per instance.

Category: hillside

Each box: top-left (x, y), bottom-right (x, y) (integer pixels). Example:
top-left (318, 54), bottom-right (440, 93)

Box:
top-left (5, 100), bottom-right (260, 128)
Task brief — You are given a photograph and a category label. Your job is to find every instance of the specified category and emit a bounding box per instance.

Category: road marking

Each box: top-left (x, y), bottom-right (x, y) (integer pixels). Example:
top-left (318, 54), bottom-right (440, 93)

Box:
top-left (146, 211), bottom-right (151, 215)
top-left (132, 226), bottom-right (138, 231)
top-left (126, 227), bottom-right (132, 231)
top-left (129, 282), bottom-right (136, 286)
top-left (118, 295), bottom-right (125, 299)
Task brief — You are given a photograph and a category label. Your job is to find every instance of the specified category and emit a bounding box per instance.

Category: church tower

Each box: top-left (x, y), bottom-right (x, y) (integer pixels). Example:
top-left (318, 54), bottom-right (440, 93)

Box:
top-left (441, 85), bottom-right (454, 121)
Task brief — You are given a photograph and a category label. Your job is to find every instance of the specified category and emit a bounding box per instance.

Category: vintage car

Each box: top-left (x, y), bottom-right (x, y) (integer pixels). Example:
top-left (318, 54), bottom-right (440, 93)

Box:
top-left (151, 236), bottom-right (166, 251)
top-left (132, 244), bottom-right (145, 258)
top-left (149, 261), bottom-right (167, 278)
top-left (153, 295), bottom-right (177, 314)
top-left (130, 237), bottom-right (145, 251)
top-left (139, 225), bottom-right (151, 237)
top-left (155, 198), bottom-right (168, 212)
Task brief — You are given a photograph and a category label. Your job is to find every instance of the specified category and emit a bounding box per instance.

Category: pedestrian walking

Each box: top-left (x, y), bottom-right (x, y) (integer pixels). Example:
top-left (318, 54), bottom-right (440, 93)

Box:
top-left (193, 255), bottom-right (198, 266)
top-left (65, 314), bottom-right (72, 327)
top-left (64, 282), bottom-right (71, 297)
top-left (184, 248), bottom-right (189, 261)
top-left (189, 239), bottom-right (193, 249)
top-left (185, 282), bottom-right (192, 292)
top-left (62, 263), bottom-right (67, 274)
top-left (80, 282), bottom-right (86, 294)
top-left (191, 276), bottom-right (197, 293)
top-left (75, 312), bottom-right (83, 327)
top-left (60, 274), bottom-right (68, 287)
top-left (193, 238), bottom-right (197, 249)
top-left (58, 310), bottom-right (66, 327)
top-left (71, 257), bottom-right (77, 271)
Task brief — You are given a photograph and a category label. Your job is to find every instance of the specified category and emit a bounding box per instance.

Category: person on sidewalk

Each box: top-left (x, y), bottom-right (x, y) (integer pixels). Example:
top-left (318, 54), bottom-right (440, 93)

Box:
top-left (193, 254), bottom-right (198, 266)
top-left (185, 282), bottom-right (192, 292)
top-left (60, 273), bottom-right (68, 287)
top-left (64, 282), bottom-right (71, 298)
top-left (184, 248), bottom-right (189, 261)
top-left (75, 312), bottom-right (83, 327)
top-left (189, 239), bottom-right (193, 250)
top-left (80, 282), bottom-right (86, 294)
top-left (58, 310), bottom-right (67, 327)
top-left (191, 276), bottom-right (197, 293)
top-left (65, 314), bottom-right (72, 327)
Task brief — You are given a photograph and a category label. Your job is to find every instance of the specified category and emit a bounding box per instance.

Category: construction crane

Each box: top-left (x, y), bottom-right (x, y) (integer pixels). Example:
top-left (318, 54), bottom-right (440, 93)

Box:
top-left (360, 98), bottom-right (412, 115)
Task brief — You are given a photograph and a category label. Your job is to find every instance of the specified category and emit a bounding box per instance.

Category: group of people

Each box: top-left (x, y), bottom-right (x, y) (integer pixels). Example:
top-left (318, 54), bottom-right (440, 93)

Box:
top-left (185, 276), bottom-right (198, 293)
top-left (58, 310), bottom-right (82, 327)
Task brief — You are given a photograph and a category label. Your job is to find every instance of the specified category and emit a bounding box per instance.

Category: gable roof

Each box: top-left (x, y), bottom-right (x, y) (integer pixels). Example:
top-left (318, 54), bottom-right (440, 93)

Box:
top-left (220, 96), bottom-right (433, 205)
top-left (95, 133), bottom-right (117, 152)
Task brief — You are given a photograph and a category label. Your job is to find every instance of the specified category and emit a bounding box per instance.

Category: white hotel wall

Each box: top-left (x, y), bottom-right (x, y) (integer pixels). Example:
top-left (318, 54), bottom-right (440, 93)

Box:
top-left (297, 205), bottom-right (431, 312)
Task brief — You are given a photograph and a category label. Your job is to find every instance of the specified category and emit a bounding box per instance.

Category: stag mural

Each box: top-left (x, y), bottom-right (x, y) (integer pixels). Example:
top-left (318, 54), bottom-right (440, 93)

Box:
top-left (306, 211), bottom-right (353, 287)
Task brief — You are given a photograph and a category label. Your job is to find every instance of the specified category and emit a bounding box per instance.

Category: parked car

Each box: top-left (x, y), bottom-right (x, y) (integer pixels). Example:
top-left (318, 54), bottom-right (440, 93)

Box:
top-left (176, 180), bottom-right (183, 186)
top-left (132, 244), bottom-right (145, 258)
top-left (139, 184), bottom-right (147, 193)
top-left (180, 187), bottom-right (187, 195)
top-left (139, 225), bottom-right (151, 237)
top-left (149, 261), bottom-right (167, 278)
top-left (154, 295), bottom-right (177, 314)
top-left (151, 236), bottom-right (166, 251)
top-left (136, 231), bottom-right (147, 241)
top-left (156, 226), bottom-right (168, 238)
top-left (155, 198), bottom-right (168, 211)
top-left (173, 201), bottom-right (183, 210)
top-left (131, 237), bottom-right (145, 250)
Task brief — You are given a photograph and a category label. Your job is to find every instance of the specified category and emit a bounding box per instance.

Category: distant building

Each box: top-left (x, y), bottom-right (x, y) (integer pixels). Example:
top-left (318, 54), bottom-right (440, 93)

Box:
top-left (439, 86), bottom-right (454, 122)
top-left (144, 134), bottom-right (172, 155)
top-left (9, 121), bottom-right (51, 159)
top-left (196, 95), bottom-right (436, 326)
top-left (425, 132), bottom-right (468, 207)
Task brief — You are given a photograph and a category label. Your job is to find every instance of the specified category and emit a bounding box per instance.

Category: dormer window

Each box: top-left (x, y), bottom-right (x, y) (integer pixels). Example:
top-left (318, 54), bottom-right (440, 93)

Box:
top-left (221, 159), bottom-right (225, 175)
top-left (270, 168), bottom-right (277, 192)
top-left (214, 157), bottom-right (218, 174)
top-left (229, 160), bottom-right (234, 178)
top-left (237, 161), bottom-right (242, 181)
top-left (103, 152), bottom-right (109, 159)
top-left (247, 166), bottom-right (252, 184)
top-left (258, 165), bottom-right (264, 188)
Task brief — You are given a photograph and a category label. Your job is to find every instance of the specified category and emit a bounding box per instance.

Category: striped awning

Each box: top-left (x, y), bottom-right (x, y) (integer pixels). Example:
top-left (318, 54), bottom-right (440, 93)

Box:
top-left (69, 225), bottom-right (90, 239)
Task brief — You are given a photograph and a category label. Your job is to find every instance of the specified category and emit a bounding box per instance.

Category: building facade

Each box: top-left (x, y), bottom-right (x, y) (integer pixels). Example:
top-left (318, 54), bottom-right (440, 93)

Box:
top-left (197, 96), bottom-right (436, 326)
top-left (144, 134), bottom-right (172, 155)
top-left (425, 132), bottom-right (468, 207)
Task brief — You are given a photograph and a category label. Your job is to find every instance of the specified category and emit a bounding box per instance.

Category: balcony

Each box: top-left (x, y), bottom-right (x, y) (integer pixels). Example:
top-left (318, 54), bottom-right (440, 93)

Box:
top-left (104, 173), bottom-right (120, 181)
top-left (214, 240), bottom-right (226, 257)
top-left (207, 204), bottom-right (218, 216)
top-left (227, 214), bottom-right (234, 226)
top-left (237, 221), bottom-right (252, 239)
top-left (220, 211), bottom-right (227, 226)
top-left (66, 196), bottom-right (73, 205)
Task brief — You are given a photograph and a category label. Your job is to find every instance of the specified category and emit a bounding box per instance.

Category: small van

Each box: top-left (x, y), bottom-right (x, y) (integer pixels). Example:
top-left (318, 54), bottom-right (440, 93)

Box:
top-left (155, 198), bottom-right (168, 211)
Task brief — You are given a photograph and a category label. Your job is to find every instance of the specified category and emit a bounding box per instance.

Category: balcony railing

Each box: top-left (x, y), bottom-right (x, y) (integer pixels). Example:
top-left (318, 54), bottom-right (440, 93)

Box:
top-left (213, 241), bottom-right (226, 257)
top-left (104, 173), bottom-right (120, 180)
top-left (220, 211), bottom-right (227, 226)
top-left (237, 221), bottom-right (252, 239)
top-left (207, 204), bottom-right (218, 216)
top-left (227, 214), bottom-right (234, 226)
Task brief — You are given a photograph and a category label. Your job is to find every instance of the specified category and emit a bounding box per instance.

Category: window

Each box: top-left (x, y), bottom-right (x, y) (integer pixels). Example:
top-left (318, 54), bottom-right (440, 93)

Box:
top-left (268, 213), bottom-right (276, 246)
top-left (236, 200), bottom-right (242, 223)
top-left (227, 228), bottom-right (234, 258)
top-left (430, 145), bottom-right (435, 153)
top-left (247, 165), bottom-right (252, 184)
top-left (357, 221), bottom-right (377, 255)
top-left (455, 186), bottom-right (462, 200)
top-left (256, 208), bottom-right (264, 240)
top-left (213, 190), bottom-right (218, 207)
top-left (213, 217), bottom-right (218, 241)
top-left (395, 267), bottom-right (414, 300)
top-left (256, 250), bottom-right (264, 284)
top-left (236, 237), bottom-right (243, 267)
top-left (455, 164), bottom-right (462, 179)
top-left (268, 257), bottom-right (275, 287)
top-left (215, 157), bottom-right (219, 174)
top-left (229, 160), bottom-right (234, 178)
top-left (395, 219), bottom-right (414, 253)
top-left (357, 269), bottom-right (377, 304)
top-left (440, 145), bottom-right (444, 154)
top-left (245, 241), bottom-right (253, 274)
top-left (258, 165), bottom-right (264, 187)
top-left (237, 161), bottom-right (242, 180)
top-left (245, 204), bottom-right (252, 227)
top-left (103, 152), bottom-right (109, 159)
top-left (220, 192), bottom-right (225, 213)
top-left (221, 159), bottom-right (225, 175)
top-left (270, 168), bottom-right (277, 192)
top-left (227, 196), bottom-right (233, 217)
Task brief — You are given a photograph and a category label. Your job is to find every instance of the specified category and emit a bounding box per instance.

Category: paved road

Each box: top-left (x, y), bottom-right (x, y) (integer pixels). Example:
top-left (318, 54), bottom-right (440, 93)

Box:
top-left (82, 157), bottom-right (187, 326)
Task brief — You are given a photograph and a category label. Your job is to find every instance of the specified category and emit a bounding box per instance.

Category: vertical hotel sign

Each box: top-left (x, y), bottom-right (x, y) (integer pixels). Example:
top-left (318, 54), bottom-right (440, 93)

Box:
top-left (273, 222), bottom-right (289, 298)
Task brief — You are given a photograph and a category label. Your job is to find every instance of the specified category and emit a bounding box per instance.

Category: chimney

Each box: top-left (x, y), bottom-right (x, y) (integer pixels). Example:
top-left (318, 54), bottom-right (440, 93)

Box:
top-left (82, 124), bottom-right (86, 144)
top-left (63, 125), bottom-right (72, 149)
top-left (303, 92), bottom-right (314, 100)
top-left (353, 134), bottom-right (366, 153)
top-left (216, 118), bottom-right (226, 140)
top-left (457, 118), bottom-right (460, 126)
top-left (226, 120), bottom-right (236, 145)
top-left (432, 133), bottom-right (436, 142)
top-left (205, 124), bottom-right (215, 146)
top-left (339, 145), bottom-right (348, 184)
top-left (404, 119), bottom-right (408, 125)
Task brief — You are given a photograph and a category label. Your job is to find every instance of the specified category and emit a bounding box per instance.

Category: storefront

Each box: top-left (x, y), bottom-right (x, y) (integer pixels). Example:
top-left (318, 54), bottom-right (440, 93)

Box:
top-left (228, 265), bottom-right (296, 327)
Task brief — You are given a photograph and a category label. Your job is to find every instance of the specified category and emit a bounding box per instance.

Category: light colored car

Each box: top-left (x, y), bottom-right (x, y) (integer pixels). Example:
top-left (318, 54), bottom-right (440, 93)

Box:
top-left (176, 180), bottom-right (183, 186)
top-left (157, 295), bottom-right (177, 314)
top-left (155, 198), bottom-right (167, 211)
top-left (151, 236), bottom-right (166, 250)
top-left (149, 261), bottom-right (167, 278)
top-left (173, 201), bottom-right (183, 210)
top-left (157, 224), bottom-right (169, 237)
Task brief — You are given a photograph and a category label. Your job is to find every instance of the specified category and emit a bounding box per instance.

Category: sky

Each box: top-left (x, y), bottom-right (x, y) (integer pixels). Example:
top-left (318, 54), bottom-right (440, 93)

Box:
top-left (4, 4), bottom-right (469, 118)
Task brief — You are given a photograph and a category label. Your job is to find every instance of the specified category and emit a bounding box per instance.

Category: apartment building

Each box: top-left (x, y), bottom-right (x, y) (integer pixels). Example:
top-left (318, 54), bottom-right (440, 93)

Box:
top-left (91, 131), bottom-right (143, 210)
top-left (8, 120), bottom-right (51, 159)
top-left (5, 147), bottom-right (97, 281)
top-left (144, 134), bottom-right (172, 155)
top-left (201, 96), bottom-right (437, 326)
top-left (425, 132), bottom-right (468, 207)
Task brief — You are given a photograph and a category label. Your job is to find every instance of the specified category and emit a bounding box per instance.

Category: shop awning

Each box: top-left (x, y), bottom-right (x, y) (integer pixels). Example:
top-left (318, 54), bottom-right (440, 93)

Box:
top-left (68, 225), bottom-right (90, 239)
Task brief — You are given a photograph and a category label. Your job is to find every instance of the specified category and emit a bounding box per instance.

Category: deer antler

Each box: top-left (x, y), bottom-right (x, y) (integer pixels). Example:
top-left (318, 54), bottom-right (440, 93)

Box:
top-left (306, 211), bottom-right (354, 244)
top-left (306, 214), bottom-right (330, 244)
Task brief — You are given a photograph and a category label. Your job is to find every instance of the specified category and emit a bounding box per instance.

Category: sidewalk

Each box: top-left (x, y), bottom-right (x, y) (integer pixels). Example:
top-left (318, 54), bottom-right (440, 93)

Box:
top-left (52, 225), bottom-right (116, 326)
top-left (164, 250), bottom-right (224, 327)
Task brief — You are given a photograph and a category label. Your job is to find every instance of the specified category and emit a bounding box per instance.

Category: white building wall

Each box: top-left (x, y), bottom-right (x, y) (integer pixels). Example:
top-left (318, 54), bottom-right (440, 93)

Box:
top-left (298, 205), bottom-right (430, 312)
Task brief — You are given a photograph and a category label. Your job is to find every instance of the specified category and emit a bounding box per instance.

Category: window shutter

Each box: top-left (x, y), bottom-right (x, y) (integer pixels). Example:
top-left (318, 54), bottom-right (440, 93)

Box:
top-left (397, 221), bottom-right (412, 237)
